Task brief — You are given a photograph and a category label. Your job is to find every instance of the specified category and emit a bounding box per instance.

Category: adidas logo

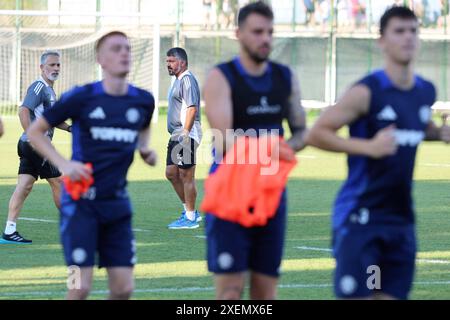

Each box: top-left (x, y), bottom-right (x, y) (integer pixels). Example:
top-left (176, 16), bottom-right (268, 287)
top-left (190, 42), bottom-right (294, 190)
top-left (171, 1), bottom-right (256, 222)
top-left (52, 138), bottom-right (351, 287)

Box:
top-left (377, 105), bottom-right (397, 121)
top-left (89, 106), bottom-right (106, 120)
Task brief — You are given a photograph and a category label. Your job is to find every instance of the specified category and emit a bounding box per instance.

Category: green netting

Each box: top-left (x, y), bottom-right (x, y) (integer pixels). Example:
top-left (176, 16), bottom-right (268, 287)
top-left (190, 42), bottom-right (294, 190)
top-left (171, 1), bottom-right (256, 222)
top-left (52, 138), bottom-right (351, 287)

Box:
top-left (180, 36), bottom-right (328, 102)
top-left (336, 37), bottom-right (450, 101)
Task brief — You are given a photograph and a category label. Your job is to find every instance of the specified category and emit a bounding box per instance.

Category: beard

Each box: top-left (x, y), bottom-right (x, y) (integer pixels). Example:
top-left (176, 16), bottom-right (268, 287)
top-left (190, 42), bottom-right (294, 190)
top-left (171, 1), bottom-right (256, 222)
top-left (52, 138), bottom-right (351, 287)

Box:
top-left (46, 73), bottom-right (59, 81)
top-left (168, 65), bottom-right (181, 76)
top-left (242, 42), bottom-right (271, 64)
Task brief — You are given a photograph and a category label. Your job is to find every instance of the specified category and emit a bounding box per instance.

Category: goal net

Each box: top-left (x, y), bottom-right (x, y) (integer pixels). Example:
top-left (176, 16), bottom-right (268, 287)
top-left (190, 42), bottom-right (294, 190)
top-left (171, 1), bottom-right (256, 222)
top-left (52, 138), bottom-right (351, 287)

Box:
top-left (0, 10), bottom-right (160, 117)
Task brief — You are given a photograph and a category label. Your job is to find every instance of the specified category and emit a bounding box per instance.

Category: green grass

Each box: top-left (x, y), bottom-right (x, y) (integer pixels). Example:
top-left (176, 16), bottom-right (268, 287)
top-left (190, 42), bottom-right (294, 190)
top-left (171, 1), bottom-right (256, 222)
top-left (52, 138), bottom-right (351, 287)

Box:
top-left (0, 112), bottom-right (450, 300)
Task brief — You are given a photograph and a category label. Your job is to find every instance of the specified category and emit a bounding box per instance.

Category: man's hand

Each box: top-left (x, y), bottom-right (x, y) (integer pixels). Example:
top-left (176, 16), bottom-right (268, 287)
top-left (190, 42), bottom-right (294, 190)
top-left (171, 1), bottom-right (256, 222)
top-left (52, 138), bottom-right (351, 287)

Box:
top-left (60, 160), bottom-right (93, 181)
top-left (272, 138), bottom-right (296, 162)
top-left (177, 129), bottom-right (191, 147)
top-left (440, 114), bottom-right (450, 144)
top-left (368, 125), bottom-right (398, 159)
top-left (139, 147), bottom-right (157, 166)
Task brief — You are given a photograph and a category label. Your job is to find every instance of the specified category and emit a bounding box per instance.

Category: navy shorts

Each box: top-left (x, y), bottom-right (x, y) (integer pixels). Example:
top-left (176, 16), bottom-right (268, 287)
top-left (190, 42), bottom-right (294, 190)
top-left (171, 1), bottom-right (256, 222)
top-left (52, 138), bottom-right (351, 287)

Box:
top-left (206, 191), bottom-right (287, 277)
top-left (333, 223), bottom-right (416, 299)
top-left (59, 190), bottom-right (136, 268)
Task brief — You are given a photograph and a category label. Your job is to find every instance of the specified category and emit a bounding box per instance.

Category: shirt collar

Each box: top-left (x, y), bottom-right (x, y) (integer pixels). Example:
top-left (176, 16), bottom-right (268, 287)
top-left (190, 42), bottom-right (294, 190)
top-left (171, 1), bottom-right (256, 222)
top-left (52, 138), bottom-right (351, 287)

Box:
top-left (177, 69), bottom-right (190, 80)
top-left (92, 80), bottom-right (135, 97)
top-left (375, 69), bottom-right (423, 90)
top-left (39, 75), bottom-right (51, 87)
top-left (233, 56), bottom-right (272, 78)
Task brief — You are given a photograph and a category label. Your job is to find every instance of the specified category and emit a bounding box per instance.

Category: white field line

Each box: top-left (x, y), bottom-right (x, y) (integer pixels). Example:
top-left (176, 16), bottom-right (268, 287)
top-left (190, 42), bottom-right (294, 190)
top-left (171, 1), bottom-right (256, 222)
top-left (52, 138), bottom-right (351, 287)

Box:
top-left (295, 246), bottom-right (332, 253)
top-left (19, 217), bottom-right (57, 223)
top-left (19, 217), bottom-right (152, 233)
top-left (2, 281), bottom-right (450, 298)
top-left (422, 163), bottom-right (450, 168)
top-left (1, 246), bottom-right (449, 298)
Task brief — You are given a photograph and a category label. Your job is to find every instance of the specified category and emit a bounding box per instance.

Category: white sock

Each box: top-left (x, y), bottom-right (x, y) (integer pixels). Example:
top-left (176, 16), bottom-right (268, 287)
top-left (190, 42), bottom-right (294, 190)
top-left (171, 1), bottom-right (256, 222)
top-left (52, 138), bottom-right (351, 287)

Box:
top-left (182, 203), bottom-right (187, 212)
top-left (5, 221), bottom-right (17, 235)
top-left (185, 210), bottom-right (196, 221)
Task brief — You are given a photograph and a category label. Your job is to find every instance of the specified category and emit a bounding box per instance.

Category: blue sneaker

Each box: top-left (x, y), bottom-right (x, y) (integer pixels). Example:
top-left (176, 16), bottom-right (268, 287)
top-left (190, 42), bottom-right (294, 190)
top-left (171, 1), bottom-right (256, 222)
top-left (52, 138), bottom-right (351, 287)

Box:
top-left (185, 210), bottom-right (202, 222)
top-left (194, 210), bottom-right (202, 222)
top-left (168, 215), bottom-right (200, 229)
top-left (167, 212), bottom-right (186, 228)
top-left (168, 211), bottom-right (202, 228)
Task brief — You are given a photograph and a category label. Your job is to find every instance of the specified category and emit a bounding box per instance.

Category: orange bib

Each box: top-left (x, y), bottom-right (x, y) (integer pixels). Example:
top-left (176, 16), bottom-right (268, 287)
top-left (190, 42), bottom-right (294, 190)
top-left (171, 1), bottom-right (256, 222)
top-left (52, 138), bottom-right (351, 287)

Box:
top-left (62, 163), bottom-right (94, 201)
top-left (200, 135), bottom-right (297, 227)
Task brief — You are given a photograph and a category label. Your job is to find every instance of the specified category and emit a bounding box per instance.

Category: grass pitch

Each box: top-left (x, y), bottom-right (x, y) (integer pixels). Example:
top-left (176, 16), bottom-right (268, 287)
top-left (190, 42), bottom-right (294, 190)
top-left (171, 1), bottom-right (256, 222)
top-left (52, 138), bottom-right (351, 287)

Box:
top-left (0, 112), bottom-right (449, 300)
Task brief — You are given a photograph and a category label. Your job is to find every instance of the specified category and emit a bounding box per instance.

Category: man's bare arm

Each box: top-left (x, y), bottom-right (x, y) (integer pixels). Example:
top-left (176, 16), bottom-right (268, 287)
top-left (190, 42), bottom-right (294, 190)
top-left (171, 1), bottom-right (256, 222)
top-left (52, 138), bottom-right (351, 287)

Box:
top-left (286, 72), bottom-right (307, 152)
top-left (137, 126), bottom-right (157, 166)
top-left (305, 85), bottom-right (398, 159)
top-left (204, 68), bottom-right (233, 160)
top-left (19, 107), bottom-right (32, 132)
top-left (184, 107), bottom-right (197, 133)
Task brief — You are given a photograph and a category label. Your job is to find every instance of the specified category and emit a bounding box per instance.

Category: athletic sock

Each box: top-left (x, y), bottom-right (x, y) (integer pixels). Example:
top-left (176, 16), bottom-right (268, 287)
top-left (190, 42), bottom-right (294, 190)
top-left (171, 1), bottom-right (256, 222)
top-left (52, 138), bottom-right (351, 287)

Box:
top-left (4, 221), bottom-right (17, 235)
top-left (185, 210), bottom-right (196, 221)
top-left (182, 203), bottom-right (187, 212)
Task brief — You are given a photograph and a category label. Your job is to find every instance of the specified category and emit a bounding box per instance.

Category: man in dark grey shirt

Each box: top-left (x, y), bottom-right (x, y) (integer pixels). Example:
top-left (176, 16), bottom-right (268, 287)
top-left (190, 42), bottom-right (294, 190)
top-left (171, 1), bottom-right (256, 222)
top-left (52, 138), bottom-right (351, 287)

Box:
top-left (165, 47), bottom-right (203, 229)
top-left (1, 51), bottom-right (71, 244)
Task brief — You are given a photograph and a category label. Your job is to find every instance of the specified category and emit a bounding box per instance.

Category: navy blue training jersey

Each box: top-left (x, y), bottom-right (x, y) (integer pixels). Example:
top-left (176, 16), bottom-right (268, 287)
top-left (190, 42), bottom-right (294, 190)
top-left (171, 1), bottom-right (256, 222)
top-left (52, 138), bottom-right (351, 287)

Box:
top-left (217, 57), bottom-right (292, 134)
top-left (43, 81), bottom-right (155, 200)
top-left (333, 70), bottom-right (436, 229)
top-left (210, 57), bottom-right (292, 168)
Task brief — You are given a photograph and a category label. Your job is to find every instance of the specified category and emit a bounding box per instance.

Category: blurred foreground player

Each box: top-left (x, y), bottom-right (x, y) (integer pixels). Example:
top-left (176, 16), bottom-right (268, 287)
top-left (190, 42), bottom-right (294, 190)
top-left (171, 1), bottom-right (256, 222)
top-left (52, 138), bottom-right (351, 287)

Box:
top-left (306, 6), bottom-right (450, 299)
top-left (203, 1), bottom-right (307, 299)
top-left (28, 31), bottom-right (157, 300)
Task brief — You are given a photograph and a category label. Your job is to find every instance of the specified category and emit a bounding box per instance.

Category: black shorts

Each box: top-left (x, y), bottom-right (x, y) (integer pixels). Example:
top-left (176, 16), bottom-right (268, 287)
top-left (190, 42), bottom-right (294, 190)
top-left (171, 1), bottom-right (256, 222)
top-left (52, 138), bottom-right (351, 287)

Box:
top-left (17, 140), bottom-right (61, 180)
top-left (166, 137), bottom-right (199, 169)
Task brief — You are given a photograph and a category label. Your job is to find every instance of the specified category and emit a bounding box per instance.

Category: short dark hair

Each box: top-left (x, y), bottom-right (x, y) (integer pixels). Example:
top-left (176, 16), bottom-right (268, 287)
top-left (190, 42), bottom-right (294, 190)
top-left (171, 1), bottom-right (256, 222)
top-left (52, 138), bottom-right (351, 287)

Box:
top-left (95, 31), bottom-right (128, 53)
top-left (379, 6), bottom-right (418, 35)
top-left (167, 47), bottom-right (188, 66)
top-left (237, 1), bottom-right (273, 27)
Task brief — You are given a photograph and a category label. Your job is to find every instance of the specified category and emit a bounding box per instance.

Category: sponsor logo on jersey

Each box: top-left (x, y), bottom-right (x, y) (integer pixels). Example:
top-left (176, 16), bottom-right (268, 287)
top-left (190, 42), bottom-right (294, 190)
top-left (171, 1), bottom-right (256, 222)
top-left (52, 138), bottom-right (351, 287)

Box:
top-left (89, 106), bottom-right (106, 120)
top-left (377, 105), bottom-right (397, 121)
top-left (247, 96), bottom-right (282, 115)
top-left (90, 127), bottom-right (138, 143)
top-left (395, 129), bottom-right (425, 147)
top-left (126, 108), bottom-right (140, 124)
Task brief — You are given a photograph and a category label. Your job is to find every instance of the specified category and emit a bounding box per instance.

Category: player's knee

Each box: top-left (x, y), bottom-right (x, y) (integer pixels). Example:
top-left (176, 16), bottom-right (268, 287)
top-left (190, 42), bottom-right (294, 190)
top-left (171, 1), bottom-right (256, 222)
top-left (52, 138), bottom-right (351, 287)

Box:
top-left (165, 167), bottom-right (179, 182)
top-left (68, 286), bottom-right (91, 300)
top-left (250, 289), bottom-right (276, 300)
top-left (179, 169), bottom-right (194, 183)
top-left (110, 284), bottom-right (134, 300)
top-left (217, 286), bottom-right (243, 300)
top-left (17, 182), bottom-right (33, 195)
